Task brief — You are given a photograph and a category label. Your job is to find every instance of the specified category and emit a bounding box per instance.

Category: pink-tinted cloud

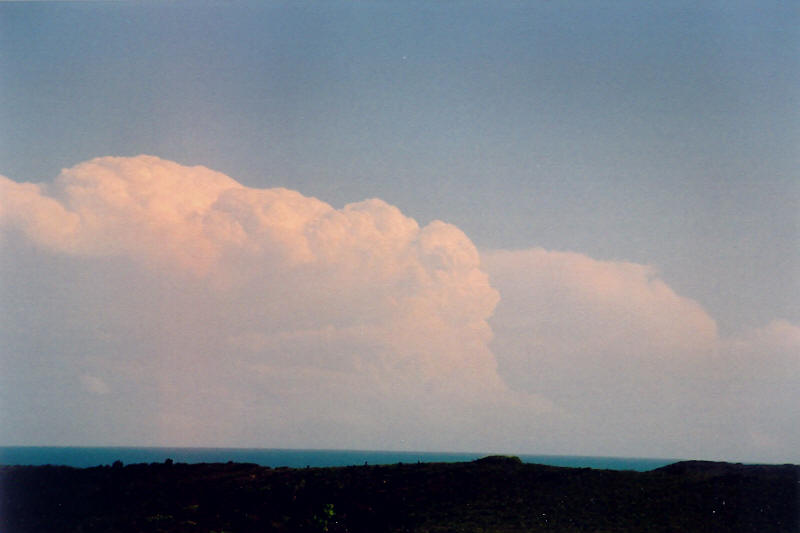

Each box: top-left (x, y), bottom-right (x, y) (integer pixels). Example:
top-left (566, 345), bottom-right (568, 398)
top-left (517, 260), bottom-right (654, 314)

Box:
top-left (1, 156), bottom-right (796, 461)
top-left (0, 155), bottom-right (515, 448)
top-left (483, 249), bottom-right (799, 461)
top-left (484, 248), bottom-right (717, 375)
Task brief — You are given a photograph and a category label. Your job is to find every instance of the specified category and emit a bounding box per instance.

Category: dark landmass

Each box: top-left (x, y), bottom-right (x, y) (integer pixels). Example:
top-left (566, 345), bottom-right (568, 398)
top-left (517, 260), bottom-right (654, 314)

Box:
top-left (1, 456), bottom-right (797, 532)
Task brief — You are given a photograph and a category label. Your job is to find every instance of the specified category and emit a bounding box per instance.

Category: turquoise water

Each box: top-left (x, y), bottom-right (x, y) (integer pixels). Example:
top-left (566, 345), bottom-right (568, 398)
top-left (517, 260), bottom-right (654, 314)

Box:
top-left (0, 447), bottom-right (676, 471)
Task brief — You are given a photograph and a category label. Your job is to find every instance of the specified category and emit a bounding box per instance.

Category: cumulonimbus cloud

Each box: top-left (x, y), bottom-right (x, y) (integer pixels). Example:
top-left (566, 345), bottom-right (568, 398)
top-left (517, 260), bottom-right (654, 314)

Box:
top-left (0, 155), bottom-right (509, 448)
top-left (483, 248), bottom-right (718, 379)
top-left (482, 249), bottom-right (799, 461)
top-left (1, 156), bottom-right (796, 461)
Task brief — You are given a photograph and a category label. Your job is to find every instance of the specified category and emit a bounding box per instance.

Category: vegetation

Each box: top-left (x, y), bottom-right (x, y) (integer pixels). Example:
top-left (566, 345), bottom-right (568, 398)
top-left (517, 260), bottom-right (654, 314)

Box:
top-left (1, 457), bottom-right (797, 532)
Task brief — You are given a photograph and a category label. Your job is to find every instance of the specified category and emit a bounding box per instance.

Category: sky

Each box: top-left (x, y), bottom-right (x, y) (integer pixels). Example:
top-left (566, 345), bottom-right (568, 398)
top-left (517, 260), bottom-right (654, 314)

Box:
top-left (1, 1), bottom-right (798, 463)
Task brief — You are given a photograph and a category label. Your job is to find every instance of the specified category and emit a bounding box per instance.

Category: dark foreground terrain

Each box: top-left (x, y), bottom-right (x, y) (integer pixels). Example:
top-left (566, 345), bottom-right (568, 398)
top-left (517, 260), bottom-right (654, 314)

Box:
top-left (1, 456), bottom-right (797, 532)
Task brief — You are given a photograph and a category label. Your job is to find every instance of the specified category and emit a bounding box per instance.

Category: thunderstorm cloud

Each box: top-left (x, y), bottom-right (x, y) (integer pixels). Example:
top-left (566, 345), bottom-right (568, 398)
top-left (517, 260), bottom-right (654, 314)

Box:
top-left (1, 156), bottom-right (797, 460)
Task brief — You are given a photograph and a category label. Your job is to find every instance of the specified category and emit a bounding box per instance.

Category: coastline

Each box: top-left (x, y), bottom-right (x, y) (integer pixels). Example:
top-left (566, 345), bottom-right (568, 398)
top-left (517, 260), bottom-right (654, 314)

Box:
top-left (0, 446), bottom-right (677, 471)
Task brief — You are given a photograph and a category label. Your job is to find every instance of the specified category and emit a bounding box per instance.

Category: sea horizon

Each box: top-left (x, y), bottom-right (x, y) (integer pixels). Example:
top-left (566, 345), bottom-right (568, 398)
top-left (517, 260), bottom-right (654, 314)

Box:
top-left (2, 445), bottom-right (685, 471)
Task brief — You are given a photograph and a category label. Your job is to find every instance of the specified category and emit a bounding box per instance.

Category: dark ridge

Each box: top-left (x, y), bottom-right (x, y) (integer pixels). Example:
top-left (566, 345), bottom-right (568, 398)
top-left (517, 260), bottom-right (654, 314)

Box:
top-left (655, 459), bottom-right (800, 476)
top-left (471, 454), bottom-right (522, 465)
top-left (1, 458), bottom-right (797, 532)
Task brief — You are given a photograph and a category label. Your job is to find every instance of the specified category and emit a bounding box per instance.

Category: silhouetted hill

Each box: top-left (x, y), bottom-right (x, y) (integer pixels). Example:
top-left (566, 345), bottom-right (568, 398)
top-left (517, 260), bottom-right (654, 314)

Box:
top-left (1, 458), bottom-right (797, 532)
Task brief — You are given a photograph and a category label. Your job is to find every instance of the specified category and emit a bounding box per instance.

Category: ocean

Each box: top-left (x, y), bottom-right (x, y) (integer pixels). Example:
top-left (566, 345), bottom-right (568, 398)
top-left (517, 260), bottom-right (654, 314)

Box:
top-left (0, 447), bottom-right (676, 471)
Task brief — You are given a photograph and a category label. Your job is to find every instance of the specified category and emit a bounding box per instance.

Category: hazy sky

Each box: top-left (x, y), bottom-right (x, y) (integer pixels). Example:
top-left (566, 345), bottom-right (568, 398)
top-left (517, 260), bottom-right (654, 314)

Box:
top-left (1, 1), bottom-right (798, 462)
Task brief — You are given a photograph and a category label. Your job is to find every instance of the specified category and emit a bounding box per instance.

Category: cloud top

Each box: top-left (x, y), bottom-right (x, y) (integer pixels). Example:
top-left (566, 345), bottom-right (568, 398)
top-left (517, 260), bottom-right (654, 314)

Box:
top-left (1, 156), bottom-right (497, 322)
top-left (484, 248), bottom-right (718, 366)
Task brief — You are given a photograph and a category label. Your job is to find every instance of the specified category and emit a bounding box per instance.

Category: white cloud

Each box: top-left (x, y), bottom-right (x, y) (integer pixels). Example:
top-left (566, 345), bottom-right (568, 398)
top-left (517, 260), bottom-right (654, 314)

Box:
top-left (483, 249), bottom-right (799, 462)
top-left (0, 155), bottom-right (518, 449)
top-left (1, 156), bottom-right (796, 462)
top-left (483, 248), bottom-right (718, 387)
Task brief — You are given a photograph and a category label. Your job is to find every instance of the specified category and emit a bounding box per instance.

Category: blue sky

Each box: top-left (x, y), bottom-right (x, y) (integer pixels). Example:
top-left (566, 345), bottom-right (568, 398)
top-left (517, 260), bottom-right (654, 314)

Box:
top-left (4, 1), bottom-right (797, 332)
top-left (1, 1), bottom-right (798, 460)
